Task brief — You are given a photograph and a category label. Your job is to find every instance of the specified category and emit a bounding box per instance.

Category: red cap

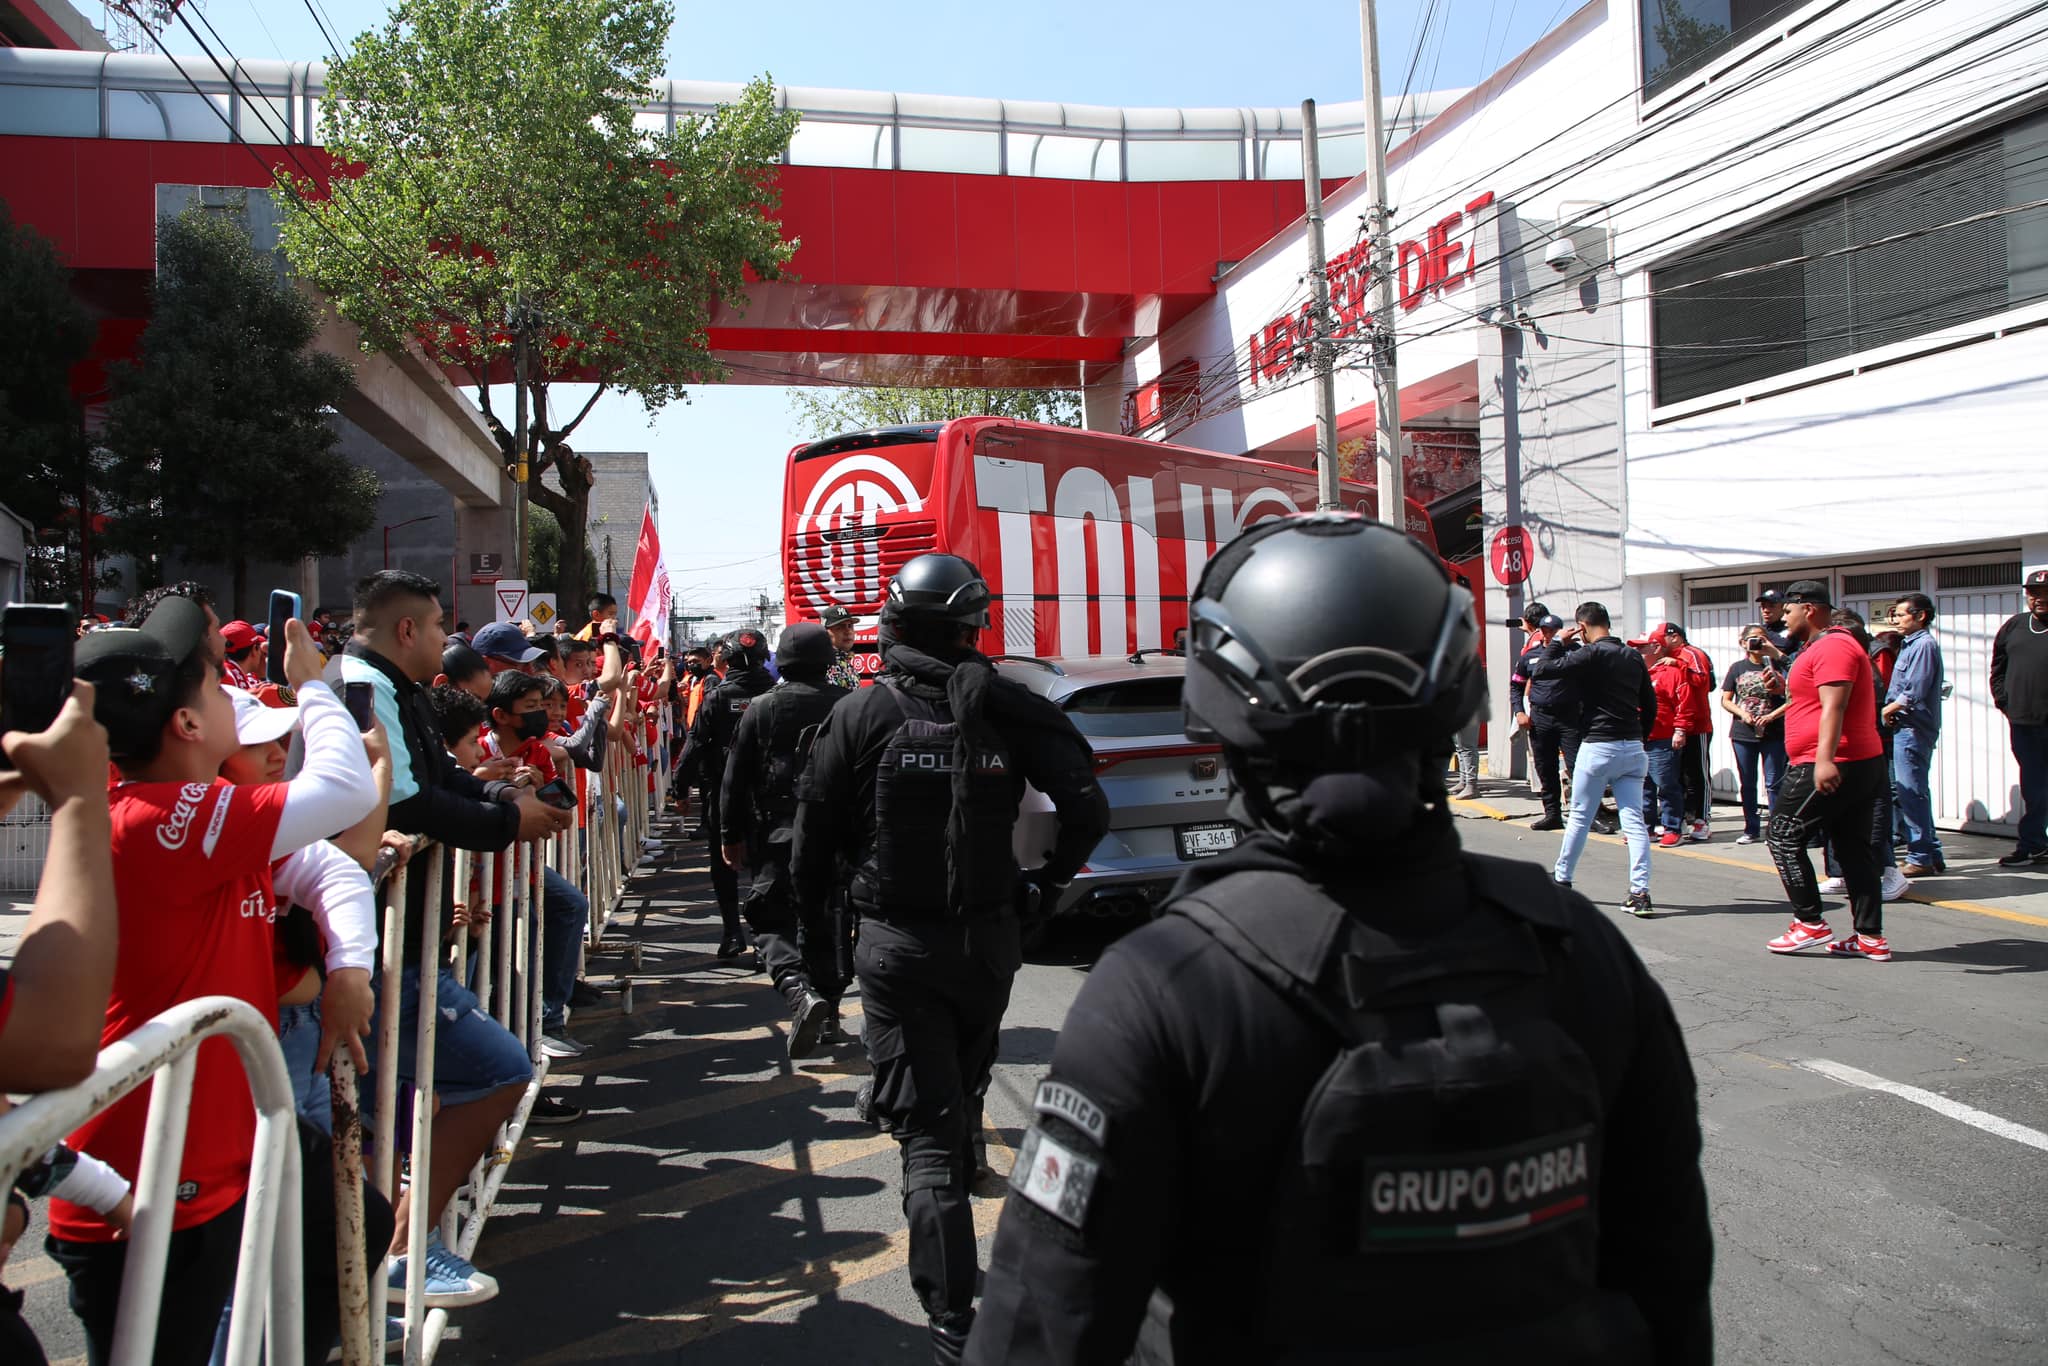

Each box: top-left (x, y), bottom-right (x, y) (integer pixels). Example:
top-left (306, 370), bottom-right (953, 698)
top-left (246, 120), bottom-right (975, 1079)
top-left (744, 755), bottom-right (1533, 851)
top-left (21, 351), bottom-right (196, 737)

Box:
top-left (222, 620), bottom-right (262, 653)
top-left (1627, 622), bottom-right (1677, 649)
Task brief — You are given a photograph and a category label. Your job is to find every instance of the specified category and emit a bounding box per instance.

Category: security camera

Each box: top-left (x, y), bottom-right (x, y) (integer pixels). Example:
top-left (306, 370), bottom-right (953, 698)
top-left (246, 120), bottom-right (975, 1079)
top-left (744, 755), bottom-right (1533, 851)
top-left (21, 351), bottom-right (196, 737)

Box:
top-left (1543, 237), bottom-right (1581, 273)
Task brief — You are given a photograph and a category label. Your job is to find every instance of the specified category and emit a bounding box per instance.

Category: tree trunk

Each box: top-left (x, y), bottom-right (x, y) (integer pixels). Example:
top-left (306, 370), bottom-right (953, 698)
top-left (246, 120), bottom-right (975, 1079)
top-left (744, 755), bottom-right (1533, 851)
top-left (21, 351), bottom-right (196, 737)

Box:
top-left (528, 449), bottom-right (593, 631)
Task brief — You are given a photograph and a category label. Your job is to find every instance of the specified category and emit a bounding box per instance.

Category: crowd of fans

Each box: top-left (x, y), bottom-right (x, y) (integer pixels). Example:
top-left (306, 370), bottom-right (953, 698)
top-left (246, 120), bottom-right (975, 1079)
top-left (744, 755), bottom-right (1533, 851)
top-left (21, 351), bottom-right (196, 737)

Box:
top-left (2, 574), bottom-right (679, 1364)
top-left (1508, 570), bottom-right (2048, 953)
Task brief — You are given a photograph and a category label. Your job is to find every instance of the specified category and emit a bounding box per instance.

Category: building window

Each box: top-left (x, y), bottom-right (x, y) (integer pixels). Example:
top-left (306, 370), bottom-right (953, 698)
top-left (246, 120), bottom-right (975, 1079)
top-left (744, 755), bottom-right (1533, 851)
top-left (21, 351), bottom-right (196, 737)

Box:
top-left (1650, 108), bottom-right (2048, 407)
top-left (1640, 0), bottom-right (1807, 98)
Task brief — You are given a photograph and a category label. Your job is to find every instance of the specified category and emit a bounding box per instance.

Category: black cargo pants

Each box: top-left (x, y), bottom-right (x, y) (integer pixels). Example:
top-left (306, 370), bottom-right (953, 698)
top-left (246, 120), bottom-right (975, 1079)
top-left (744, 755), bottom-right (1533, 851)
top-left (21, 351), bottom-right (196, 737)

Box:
top-left (854, 910), bottom-right (1020, 1320)
top-left (1528, 709), bottom-right (1583, 818)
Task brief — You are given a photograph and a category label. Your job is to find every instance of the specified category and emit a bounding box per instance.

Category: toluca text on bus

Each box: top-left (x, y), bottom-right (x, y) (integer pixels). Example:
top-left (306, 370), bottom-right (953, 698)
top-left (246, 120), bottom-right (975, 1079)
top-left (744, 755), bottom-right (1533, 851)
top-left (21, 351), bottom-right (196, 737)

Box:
top-left (783, 418), bottom-right (1449, 675)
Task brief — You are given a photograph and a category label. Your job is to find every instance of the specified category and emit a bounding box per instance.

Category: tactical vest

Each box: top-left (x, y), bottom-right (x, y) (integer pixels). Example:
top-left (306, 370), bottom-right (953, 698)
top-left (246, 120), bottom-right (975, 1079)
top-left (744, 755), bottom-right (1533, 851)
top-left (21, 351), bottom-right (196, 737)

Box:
top-left (864, 681), bottom-right (1018, 916)
top-left (1161, 854), bottom-right (1649, 1364)
top-left (748, 686), bottom-right (839, 847)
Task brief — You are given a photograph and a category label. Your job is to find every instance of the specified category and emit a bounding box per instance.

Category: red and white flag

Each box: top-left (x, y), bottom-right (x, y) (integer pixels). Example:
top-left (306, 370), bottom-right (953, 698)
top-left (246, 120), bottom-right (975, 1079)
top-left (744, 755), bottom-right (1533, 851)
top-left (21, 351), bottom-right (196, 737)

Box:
top-left (624, 503), bottom-right (671, 646)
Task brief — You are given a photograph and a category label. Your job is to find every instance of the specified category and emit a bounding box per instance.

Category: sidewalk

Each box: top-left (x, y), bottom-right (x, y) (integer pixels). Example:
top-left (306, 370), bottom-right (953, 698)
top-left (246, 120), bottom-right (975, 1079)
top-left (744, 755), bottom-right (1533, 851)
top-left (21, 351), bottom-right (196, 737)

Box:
top-left (1447, 780), bottom-right (2048, 930)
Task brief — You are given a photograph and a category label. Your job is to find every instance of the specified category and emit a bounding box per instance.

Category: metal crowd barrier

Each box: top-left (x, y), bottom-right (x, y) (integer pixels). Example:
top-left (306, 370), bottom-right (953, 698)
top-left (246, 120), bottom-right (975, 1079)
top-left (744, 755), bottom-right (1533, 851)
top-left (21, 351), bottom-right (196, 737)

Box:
top-left (0, 997), bottom-right (306, 1366)
top-left (341, 696), bottom-right (671, 1364)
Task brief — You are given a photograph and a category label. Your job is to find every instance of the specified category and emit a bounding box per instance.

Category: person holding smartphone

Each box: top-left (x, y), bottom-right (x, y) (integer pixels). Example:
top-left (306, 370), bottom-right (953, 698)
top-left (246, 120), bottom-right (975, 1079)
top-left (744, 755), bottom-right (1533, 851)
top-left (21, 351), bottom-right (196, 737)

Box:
top-left (481, 671), bottom-right (594, 1065)
top-left (1720, 626), bottom-right (1788, 844)
top-left (60, 603), bottom-right (378, 1365)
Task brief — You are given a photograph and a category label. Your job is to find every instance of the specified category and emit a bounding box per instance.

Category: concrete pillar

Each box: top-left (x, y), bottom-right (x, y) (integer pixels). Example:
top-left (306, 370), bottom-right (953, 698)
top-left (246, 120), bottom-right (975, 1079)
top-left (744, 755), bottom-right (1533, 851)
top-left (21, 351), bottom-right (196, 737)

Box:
top-left (454, 499), bottom-right (518, 631)
top-left (1081, 373), bottom-right (1124, 433)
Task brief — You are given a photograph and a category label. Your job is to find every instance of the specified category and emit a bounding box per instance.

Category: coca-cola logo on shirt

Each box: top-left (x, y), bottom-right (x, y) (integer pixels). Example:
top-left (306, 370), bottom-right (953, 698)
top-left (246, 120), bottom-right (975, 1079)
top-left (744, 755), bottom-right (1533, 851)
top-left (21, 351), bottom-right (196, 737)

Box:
top-left (156, 782), bottom-right (215, 852)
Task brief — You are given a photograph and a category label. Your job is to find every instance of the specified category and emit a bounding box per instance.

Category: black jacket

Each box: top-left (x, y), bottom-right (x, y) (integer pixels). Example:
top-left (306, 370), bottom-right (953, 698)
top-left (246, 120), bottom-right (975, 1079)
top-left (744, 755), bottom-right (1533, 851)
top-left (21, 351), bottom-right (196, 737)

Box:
top-left (1511, 636), bottom-right (1579, 719)
top-left (1527, 636), bottom-right (1657, 743)
top-left (721, 676), bottom-right (847, 854)
top-left (789, 654), bottom-right (1107, 921)
top-left (967, 804), bottom-right (1712, 1366)
top-left (1990, 611), bottom-right (2048, 727)
top-left (344, 642), bottom-right (519, 953)
top-left (678, 665), bottom-right (775, 792)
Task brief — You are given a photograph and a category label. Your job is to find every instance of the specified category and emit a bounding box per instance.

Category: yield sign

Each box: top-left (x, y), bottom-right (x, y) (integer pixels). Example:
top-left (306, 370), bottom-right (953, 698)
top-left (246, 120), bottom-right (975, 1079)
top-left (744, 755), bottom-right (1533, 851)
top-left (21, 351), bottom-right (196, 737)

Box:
top-left (493, 578), bottom-right (529, 622)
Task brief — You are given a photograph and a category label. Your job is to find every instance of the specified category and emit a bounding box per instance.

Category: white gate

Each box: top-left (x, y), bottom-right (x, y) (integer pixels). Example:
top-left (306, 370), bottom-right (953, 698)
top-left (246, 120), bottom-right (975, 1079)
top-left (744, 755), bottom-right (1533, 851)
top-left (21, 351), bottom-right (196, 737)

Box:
top-left (1934, 585), bottom-right (2023, 832)
top-left (1682, 601), bottom-right (1749, 799)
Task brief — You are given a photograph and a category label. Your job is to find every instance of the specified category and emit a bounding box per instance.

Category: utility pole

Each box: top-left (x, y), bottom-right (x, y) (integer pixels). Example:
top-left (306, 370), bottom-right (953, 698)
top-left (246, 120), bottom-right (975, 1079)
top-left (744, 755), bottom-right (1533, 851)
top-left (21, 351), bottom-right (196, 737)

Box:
top-left (1301, 99), bottom-right (1341, 512)
top-left (1360, 0), bottom-right (1405, 526)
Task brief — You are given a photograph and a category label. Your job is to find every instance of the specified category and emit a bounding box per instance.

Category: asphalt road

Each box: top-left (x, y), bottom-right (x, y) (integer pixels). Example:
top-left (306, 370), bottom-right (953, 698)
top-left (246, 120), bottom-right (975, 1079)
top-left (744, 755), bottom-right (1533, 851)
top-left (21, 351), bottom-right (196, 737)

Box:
top-left (12, 810), bottom-right (2047, 1363)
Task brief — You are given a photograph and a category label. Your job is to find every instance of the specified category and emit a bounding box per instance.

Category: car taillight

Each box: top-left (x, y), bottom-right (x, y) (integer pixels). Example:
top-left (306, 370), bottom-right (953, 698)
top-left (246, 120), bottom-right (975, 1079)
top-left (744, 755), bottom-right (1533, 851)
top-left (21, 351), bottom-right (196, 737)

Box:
top-left (1093, 743), bottom-right (1222, 774)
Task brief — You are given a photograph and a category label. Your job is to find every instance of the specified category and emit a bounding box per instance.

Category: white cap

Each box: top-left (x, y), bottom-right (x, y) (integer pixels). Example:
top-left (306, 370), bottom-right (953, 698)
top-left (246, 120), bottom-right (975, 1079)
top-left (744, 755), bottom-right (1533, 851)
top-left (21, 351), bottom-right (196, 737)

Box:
top-left (225, 687), bottom-right (299, 746)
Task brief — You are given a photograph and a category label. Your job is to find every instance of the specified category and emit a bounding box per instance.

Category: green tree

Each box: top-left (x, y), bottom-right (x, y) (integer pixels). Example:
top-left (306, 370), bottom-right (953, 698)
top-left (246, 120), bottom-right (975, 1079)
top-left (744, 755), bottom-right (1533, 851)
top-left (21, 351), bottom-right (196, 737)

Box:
top-left (526, 501), bottom-right (598, 602)
top-left (101, 209), bottom-right (380, 618)
top-left (788, 386), bottom-right (1080, 439)
top-left (0, 200), bottom-right (100, 607)
top-left (278, 0), bottom-right (799, 629)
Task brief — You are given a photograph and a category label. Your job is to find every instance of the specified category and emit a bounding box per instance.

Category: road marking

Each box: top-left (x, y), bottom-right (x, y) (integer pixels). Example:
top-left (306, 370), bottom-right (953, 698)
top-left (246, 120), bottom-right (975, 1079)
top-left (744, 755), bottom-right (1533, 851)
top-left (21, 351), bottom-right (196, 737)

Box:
top-left (602, 1001), bottom-right (867, 1070)
top-left (1449, 797), bottom-right (1512, 821)
top-left (1569, 830), bottom-right (2048, 929)
top-left (1795, 1058), bottom-right (2048, 1152)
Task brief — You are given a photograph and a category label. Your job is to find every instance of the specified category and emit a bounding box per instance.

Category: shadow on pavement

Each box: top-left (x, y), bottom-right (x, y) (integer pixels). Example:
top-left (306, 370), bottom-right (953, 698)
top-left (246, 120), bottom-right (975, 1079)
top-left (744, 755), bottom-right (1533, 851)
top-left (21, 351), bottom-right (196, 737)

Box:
top-left (1903, 937), bottom-right (2048, 974)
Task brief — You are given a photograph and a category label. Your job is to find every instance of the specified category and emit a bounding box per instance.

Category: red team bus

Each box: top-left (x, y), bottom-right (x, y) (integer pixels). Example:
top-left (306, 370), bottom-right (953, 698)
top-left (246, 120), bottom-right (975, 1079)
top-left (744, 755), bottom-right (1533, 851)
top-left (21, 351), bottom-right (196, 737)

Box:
top-left (783, 417), bottom-right (1471, 676)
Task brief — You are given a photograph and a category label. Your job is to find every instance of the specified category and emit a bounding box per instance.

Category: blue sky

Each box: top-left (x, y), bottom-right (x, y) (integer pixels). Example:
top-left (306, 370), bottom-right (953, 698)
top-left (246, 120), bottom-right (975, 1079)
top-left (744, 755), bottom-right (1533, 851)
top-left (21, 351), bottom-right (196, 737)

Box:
top-left (172, 0), bottom-right (1571, 627)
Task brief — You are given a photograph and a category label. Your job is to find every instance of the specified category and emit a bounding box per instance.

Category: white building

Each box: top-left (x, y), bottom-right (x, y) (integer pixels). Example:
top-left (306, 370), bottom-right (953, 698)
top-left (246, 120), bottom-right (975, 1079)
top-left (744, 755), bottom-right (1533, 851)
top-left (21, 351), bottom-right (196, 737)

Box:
top-left (1086, 0), bottom-right (2048, 834)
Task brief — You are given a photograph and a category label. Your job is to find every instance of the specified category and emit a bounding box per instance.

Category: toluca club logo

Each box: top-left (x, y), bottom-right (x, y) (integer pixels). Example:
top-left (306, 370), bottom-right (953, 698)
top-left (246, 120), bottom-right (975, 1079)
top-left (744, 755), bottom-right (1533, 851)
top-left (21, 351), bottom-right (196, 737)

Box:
top-left (793, 453), bottom-right (928, 610)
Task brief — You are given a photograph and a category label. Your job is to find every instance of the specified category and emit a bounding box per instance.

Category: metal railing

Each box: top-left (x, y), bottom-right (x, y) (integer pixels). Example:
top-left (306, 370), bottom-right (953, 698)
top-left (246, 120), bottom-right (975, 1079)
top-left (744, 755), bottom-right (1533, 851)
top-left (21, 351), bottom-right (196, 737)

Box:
top-left (0, 996), bottom-right (306, 1366)
top-left (0, 47), bottom-right (1463, 183)
top-left (345, 696), bottom-right (672, 1364)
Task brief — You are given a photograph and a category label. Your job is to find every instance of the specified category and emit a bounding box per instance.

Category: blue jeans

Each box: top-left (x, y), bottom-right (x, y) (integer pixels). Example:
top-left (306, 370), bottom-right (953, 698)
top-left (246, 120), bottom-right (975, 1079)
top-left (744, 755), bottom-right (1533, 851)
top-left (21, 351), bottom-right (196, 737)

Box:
top-left (2013, 721), bottom-right (2048, 854)
top-left (1555, 739), bottom-right (1653, 894)
top-left (1892, 724), bottom-right (1944, 867)
top-left (1642, 738), bottom-right (1684, 833)
top-left (278, 998), bottom-right (332, 1136)
top-left (542, 865), bottom-right (589, 1032)
top-left (366, 965), bottom-right (533, 1111)
top-left (1730, 731), bottom-right (1789, 837)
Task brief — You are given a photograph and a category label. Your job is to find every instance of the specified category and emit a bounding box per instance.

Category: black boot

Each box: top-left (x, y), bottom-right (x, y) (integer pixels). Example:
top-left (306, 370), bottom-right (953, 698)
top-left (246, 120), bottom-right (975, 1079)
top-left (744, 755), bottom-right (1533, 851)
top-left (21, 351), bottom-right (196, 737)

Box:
top-left (929, 1310), bottom-right (975, 1366)
top-left (1530, 806), bottom-right (1564, 831)
top-left (816, 999), bottom-right (850, 1049)
top-left (786, 986), bottom-right (831, 1061)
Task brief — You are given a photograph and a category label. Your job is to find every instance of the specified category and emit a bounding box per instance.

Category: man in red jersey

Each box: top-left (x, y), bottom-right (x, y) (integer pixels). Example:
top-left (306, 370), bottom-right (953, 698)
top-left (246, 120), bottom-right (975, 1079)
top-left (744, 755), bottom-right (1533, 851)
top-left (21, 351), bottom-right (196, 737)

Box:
top-left (55, 600), bottom-right (378, 1364)
top-left (1764, 580), bottom-right (1893, 961)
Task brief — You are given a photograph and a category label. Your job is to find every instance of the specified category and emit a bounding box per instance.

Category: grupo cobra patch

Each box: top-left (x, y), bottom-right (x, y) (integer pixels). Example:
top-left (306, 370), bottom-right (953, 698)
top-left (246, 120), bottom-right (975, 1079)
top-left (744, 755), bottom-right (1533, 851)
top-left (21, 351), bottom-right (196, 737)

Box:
top-left (1358, 1126), bottom-right (1595, 1250)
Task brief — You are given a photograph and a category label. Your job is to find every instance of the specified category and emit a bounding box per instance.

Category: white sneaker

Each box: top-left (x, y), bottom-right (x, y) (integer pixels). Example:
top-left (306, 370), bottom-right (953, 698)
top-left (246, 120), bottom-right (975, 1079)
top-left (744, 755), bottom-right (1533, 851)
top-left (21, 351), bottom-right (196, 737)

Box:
top-left (1880, 866), bottom-right (1909, 902)
top-left (1686, 821), bottom-right (1709, 843)
top-left (1818, 876), bottom-right (1846, 894)
top-left (540, 1032), bottom-right (588, 1059)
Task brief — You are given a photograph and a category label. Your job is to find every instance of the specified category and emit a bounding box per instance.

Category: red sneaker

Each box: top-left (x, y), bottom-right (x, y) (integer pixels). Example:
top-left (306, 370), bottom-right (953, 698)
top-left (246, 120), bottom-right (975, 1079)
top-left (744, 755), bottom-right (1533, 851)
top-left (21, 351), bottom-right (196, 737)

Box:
top-left (1828, 933), bottom-right (1892, 962)
top-left (1767, 918), bottom-right (1836, 954)
top-left (1658, 830), bottom-right (1682, 848)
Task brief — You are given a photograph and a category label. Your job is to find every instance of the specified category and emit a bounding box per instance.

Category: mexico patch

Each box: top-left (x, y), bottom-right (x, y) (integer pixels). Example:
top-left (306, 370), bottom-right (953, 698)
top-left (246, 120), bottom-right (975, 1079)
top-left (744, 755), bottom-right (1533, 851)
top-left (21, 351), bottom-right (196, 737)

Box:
top-left (1033, 1079), bottom-right (1109, 1146)
top-left (1010, 1125), bottom-right (1100, 1230)
top-left (1359, 1126), bottom-right (1596, 1250)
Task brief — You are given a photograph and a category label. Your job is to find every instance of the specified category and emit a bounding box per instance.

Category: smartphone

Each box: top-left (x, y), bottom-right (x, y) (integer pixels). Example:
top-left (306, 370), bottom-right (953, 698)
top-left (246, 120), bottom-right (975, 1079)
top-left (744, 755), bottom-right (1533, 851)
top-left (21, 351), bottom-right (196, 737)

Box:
top-left (266, 589), bottom-right (302, 686)
top-left (0, 604), bottom-right (76, 770)
top-left (536, 778), bottom-right (576, 810)
top-left (343, 680), bottom-right (376, 730)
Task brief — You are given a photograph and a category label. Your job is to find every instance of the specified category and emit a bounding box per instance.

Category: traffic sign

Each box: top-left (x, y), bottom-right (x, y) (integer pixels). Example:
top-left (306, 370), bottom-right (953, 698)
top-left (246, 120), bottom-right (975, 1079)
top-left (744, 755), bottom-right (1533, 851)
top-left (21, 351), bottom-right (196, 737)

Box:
top-left (493, 579), bottom-right (529, 623)
top-left (529, 594), bottom-right (557, 628)
top-left (1490, 525), bottom-right (1533, 586)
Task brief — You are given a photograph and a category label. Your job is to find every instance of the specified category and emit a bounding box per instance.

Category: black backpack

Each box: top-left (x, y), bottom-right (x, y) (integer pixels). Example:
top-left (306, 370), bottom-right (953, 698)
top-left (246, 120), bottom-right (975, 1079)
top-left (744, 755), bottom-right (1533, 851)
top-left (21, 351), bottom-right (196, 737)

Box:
top-left (1164, 854), bottom-right (1649, 1363)
top-left (867, 680), bottom-right (1019, 915)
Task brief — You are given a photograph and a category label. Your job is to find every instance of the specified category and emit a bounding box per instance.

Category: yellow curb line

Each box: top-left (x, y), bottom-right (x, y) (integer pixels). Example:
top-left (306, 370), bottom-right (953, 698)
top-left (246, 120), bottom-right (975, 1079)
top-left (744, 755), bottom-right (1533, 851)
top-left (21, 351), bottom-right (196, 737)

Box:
top-left (1448, 797), bottom-right (1512, 821)
top-left (1567, 828), bottom-right (2048, 929)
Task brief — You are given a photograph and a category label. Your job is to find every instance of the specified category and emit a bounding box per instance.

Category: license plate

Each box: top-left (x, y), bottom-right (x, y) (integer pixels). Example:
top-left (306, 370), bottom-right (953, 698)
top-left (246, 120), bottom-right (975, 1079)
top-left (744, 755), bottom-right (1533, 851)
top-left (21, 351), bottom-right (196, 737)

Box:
top-left (1176, 822), bottom-right (1240, 860)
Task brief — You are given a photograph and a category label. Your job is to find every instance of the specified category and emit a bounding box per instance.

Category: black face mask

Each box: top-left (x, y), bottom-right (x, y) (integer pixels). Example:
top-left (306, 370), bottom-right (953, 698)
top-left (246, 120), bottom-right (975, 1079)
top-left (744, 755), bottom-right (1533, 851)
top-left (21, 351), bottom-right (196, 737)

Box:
top-left (685, 661), bottom-right (708, 676)
top-left (506, 709), bottom-right (549, 742)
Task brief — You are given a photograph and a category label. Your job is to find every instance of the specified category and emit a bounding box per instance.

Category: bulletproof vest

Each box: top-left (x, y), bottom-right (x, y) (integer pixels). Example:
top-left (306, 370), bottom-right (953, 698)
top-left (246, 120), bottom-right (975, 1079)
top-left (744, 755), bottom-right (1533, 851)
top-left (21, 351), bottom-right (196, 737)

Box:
top-left (1164, 854), bottom-right (1647, 1364)
top-left (750, 683), bottom-right (843, 838)
top-left (705, 669), bottom-right (772, 758)
top-left (863, 680), bottom-right (1019, 916)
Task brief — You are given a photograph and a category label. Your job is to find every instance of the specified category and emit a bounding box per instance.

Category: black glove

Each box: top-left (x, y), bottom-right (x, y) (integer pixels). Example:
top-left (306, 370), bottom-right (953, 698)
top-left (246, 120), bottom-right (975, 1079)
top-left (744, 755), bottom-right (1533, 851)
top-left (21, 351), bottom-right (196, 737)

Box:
top-left (1016, 867), bottom-right (1066, 926)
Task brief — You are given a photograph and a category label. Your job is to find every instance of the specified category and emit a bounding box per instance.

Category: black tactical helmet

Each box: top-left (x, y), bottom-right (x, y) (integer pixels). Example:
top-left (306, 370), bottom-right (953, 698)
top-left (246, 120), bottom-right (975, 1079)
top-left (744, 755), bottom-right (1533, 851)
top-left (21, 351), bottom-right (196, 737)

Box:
top-left (1184, 513), bottom-right (1484, 768)
top-left (884, 553), bottom-right (992, 629)
top-left (775, 622), bottom-right (835, 678)
top-left (724, 627), bottom-right (771, 670)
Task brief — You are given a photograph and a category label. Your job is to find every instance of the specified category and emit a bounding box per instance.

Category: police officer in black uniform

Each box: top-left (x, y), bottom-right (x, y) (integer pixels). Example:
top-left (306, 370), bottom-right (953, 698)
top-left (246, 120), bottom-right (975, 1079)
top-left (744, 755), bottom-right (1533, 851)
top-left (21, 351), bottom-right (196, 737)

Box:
top-left (791, 553), bottom-right (1109, 1366)
top-left (967, 514), bottom-right (1711, 1366)
top-left (680, 627), bottom-right (774, 959)
top-left (720, 622), bottom-right (850, 1056)
top-left (1512, 604), bottom-right (1584, 832)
